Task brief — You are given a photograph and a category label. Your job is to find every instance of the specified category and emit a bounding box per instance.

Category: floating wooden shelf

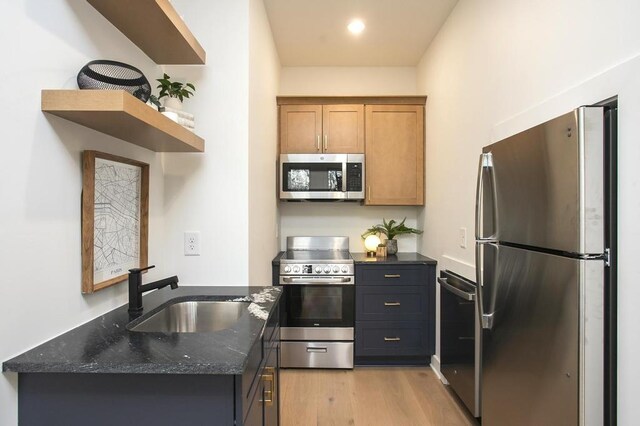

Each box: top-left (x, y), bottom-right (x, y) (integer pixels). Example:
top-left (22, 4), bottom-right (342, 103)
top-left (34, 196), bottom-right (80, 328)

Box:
top-left (42, 90), bottom-right (204, 153)
top-left (87, 0), bottom-right (206, 65)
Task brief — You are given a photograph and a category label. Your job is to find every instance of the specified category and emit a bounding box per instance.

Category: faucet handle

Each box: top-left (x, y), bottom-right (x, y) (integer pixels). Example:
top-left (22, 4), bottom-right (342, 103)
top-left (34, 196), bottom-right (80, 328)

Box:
top-left (129, 265), bottom-right (156, 274)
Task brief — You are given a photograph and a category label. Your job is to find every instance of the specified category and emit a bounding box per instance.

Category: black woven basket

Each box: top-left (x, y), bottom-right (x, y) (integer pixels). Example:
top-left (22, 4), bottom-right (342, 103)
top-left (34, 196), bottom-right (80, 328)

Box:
top-left (77, 60), bottom-right (151, 102)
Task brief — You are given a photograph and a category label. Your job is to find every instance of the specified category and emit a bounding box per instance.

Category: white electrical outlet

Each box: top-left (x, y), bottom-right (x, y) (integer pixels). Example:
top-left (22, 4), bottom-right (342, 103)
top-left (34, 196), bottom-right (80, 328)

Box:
top-left (459, 227), bottom-right (467, 249)
top-left (184, 231), bottom-right (201, 256)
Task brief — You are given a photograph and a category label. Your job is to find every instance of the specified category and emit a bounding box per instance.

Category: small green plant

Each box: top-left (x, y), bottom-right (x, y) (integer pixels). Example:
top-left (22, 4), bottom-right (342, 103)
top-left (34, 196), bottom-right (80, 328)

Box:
top-left (156, 73), bottom-right (196, 102)
top-left (361, 217), bottom-right (423, 240)
top-left (148, 94), bottom-right (162, 109)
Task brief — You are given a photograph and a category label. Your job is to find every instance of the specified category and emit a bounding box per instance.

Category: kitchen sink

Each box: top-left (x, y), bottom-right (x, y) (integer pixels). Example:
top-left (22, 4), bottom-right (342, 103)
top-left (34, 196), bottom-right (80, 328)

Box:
top-left (128, 300), bottom-right (250, 333)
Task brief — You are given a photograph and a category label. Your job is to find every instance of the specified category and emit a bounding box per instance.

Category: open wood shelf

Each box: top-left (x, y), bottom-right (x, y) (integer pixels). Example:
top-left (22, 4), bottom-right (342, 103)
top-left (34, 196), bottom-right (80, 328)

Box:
top-left (42, 90), bottom-right (204, 153)
top-left (87, 0), bottom-right (206, 65)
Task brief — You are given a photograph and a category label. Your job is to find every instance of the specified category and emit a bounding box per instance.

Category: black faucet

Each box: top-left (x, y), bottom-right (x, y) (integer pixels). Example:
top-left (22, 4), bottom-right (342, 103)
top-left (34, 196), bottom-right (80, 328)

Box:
top-left (128, 265), bottom-right (179, 314)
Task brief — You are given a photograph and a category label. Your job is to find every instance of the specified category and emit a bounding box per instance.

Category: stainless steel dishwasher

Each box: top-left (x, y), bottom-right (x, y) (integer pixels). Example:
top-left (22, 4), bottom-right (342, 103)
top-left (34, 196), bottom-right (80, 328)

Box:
top-left (438, 270), bottom-right (480, 418)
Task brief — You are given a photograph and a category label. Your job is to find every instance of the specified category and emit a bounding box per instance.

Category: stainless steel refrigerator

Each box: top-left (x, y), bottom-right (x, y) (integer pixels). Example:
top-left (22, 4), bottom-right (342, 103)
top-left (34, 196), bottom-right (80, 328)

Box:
top-left (476, 106), bottom-right (613, 425)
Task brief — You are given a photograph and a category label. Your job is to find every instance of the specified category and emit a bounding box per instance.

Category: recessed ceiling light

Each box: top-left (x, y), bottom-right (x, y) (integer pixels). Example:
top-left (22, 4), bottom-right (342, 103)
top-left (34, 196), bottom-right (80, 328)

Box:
top-left (348, 19), bottom-right (365, 34)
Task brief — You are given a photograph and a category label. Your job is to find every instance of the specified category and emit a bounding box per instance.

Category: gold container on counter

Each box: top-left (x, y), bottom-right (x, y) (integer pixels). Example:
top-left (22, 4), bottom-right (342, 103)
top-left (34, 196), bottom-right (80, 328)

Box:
top-left (376, 245), bottom-right (387, 257)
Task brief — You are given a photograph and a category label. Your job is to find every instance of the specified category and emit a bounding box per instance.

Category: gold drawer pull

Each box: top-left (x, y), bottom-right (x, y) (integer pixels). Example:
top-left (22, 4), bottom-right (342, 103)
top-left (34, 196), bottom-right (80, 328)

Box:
top-left (261, 367), bottom-right (275, 406)
top-left (384, 337), bottom-right (401, 342)
top-left (384, 302), bottom-right (401, 306)
top-left (384, 274), bottom-right (401, 278)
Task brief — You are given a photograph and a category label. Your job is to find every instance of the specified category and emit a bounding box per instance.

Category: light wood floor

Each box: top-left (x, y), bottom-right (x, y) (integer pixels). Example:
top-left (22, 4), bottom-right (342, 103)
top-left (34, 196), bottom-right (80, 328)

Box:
top-left (280, 367), bottom-right (478, 426)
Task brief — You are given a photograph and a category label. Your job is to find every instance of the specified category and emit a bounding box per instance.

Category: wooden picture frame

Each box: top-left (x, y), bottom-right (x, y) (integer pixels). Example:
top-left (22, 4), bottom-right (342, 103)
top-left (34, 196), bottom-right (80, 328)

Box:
top-left (82, 151), bottom-right (149, 293)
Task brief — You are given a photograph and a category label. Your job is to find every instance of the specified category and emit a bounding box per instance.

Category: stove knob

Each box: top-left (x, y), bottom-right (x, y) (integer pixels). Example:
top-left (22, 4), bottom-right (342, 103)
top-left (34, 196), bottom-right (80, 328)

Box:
top-left (333, 266), bottom-right (339, 273)
top-left (324, 266), bottom-right (331, 273)
top-left (284, 266), bottom-right (291, 273)
top-left (293, 266), bottom-right (300, 273)
top-left (315, 266), bottom-right (322, 273)
top-left (341, 266), bottom-right (349, 273)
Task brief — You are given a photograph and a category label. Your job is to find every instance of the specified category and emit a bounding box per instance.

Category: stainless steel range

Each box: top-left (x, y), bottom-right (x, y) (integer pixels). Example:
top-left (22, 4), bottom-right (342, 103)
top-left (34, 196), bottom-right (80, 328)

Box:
top-left (278, 236), bottom-right (354, 369)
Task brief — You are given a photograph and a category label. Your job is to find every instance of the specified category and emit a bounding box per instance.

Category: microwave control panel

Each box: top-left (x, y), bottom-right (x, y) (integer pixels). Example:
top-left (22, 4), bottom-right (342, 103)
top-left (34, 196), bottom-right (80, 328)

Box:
top-left (346, 163), bottom-right (363, 192)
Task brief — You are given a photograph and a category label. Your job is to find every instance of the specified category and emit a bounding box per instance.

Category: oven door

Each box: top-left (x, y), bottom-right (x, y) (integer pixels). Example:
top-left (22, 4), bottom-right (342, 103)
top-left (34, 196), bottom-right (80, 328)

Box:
top-left (280, 282), bottom-right (355, 329)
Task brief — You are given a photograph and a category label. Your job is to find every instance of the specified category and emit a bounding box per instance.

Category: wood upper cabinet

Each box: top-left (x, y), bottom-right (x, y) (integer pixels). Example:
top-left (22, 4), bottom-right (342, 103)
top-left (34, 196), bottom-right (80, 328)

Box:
top-left (365, 105), bottom-right (424, 205)
top-left (280, 105), bottom-right (322, 153)
top-left (279, 104), bottom-right (364, 154)
top-left (322, 105), bottom-right (364, 153)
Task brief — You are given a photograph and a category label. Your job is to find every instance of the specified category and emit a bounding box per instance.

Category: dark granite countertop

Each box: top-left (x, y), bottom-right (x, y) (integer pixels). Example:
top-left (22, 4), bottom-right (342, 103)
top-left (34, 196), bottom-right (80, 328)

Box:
top-left (3, 286), bottom-right (281, 375)
top-left (351, 252), bottom-right (437, 265)
top-left (272, 251), bottom-right (436, 265)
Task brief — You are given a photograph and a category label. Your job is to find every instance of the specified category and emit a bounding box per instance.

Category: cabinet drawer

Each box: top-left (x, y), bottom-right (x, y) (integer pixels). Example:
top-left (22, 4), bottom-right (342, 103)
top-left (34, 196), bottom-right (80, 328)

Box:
top-left (355, 321), bottom-right (427, 357)
top-left (356, 285), bottom-right (426, 321)
top-left (281, 341), bottom-right (353, 369)
top-left (356, 265), bottom-right (423, 286)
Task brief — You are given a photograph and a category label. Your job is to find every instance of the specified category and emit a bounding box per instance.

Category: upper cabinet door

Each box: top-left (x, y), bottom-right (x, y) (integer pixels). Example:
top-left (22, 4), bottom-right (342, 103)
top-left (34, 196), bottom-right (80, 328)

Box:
top-left (322, 105), bottom-right (365, 153)
top-left (365, 105), bottom-right (424, 205)
top-left (280, 105), bottom-right (323, 153)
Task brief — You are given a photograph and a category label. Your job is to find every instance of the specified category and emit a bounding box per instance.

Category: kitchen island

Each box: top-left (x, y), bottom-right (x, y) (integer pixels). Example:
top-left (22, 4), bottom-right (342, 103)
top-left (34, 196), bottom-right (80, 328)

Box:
top-left (3, 286), bottom-right (281, 426)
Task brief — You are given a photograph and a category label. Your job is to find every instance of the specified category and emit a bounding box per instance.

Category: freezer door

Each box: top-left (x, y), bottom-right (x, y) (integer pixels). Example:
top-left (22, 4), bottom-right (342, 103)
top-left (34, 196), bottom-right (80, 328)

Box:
top-left (480, 107), bottom-right (604, 254)
top-left (477, 243), bottom-right (604, 426)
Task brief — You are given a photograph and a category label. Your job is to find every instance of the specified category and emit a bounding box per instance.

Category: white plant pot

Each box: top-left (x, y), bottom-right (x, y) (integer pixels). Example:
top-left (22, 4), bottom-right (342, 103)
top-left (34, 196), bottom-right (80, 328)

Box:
top-left (163, 97), bottom-right (182, 111)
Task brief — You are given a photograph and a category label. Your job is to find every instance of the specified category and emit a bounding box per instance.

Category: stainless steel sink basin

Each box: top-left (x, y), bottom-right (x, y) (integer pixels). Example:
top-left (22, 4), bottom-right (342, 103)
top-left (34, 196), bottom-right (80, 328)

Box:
top-left (129, 300), bottom-right (250, 333)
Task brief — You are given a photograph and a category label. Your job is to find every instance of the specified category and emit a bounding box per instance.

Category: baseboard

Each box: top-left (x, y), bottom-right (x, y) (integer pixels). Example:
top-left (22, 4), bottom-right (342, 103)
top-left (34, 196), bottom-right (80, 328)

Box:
top-left (430, 355), bottom-right (448, 384)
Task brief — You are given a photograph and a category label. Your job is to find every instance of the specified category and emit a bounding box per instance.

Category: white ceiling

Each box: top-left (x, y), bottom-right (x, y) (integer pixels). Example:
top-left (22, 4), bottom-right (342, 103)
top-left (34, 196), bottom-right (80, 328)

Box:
top-left (263, 0), bottom-right (459, 67)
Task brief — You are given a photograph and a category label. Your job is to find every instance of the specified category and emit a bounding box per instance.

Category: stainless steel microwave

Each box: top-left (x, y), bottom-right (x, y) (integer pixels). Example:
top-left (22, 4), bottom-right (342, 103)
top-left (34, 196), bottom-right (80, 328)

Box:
top-left (279, 154), bottom-right (364, 200)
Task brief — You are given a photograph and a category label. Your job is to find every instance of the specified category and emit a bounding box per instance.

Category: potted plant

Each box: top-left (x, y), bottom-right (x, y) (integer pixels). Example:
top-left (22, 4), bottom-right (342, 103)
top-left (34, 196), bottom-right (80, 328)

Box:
top-left (361, 218), bottom-right (423, 255)
top-left (156, 73), bottom-right (196, 110)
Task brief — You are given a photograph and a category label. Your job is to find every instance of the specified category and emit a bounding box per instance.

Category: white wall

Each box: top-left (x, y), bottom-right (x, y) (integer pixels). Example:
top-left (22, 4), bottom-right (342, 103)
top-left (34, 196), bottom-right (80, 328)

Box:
top-left (162, 0), bottom-right (251, 286)
top-left (280, 204), bottom-right (421, 253)
top-left (279, 67), bottom-right (417, 95)
top-left (416, 0), bottom-right (640, 422)
top-left (248, 0), bottom-right (281, 284)
top-left (279, 66), bottom-right (422, 251)
top-left (0, 1), bottom-right (167, 424)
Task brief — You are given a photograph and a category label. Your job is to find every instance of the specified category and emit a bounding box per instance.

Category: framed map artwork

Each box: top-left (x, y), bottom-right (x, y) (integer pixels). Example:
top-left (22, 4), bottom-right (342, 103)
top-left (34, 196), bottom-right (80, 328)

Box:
top-left (81, 151), bottom-right (149, 293)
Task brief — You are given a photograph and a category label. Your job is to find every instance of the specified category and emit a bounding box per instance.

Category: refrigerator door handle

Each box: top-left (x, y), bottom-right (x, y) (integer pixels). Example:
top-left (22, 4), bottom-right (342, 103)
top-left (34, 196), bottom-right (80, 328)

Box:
top-left (482, 312), bottom-right (495, 329)
top-left (475, 152), bottom-right (498, 240)
top-left (476, 241), bottom-right (497, 330)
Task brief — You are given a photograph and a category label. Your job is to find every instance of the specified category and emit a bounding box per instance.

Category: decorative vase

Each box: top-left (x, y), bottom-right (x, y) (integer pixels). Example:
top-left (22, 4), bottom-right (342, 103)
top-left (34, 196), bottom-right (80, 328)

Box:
top-left (385, 239), bottom-right (398, 255)
top-left (163, 97), bottom-right (182, 111)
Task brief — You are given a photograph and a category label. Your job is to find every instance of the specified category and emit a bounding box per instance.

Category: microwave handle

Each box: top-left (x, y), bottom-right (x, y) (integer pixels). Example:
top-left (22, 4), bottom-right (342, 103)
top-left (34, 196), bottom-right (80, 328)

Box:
top-left (342, 161), bottom-right (347, 192)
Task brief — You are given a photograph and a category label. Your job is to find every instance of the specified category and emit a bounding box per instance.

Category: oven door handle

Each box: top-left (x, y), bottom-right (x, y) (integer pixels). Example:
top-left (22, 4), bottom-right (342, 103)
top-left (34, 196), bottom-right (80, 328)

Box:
top-left (281, 276), bottom-right (354, 285)
top-left (437, 277), bottom-right (476, 301)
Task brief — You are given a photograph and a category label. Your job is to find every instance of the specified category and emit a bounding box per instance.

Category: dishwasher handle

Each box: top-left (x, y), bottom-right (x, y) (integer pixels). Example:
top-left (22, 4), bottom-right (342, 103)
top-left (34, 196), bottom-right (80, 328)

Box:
top-left (437, 277), bottom-right (476, 301)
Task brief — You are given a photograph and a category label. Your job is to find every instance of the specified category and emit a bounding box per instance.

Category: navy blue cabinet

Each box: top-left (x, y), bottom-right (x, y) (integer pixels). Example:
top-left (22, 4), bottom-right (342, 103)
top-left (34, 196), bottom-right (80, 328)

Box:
top-left (355, 262), bottom-right (436, 365)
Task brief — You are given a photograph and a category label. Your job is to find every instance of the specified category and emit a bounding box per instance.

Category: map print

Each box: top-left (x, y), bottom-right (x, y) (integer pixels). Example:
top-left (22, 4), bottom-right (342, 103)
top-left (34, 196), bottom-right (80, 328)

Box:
top-left (93, 158), bottom-right (141, 284)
